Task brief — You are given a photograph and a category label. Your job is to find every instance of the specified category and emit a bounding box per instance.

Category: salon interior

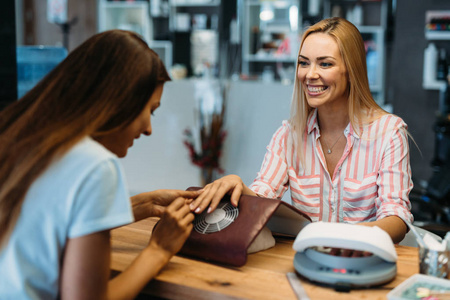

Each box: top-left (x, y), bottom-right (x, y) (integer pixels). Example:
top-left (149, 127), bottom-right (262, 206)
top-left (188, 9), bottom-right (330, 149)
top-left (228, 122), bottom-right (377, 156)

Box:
top-left (4, 1), bottom-right (450, 240)
top-left (4, 0), bottom-right (450, 298)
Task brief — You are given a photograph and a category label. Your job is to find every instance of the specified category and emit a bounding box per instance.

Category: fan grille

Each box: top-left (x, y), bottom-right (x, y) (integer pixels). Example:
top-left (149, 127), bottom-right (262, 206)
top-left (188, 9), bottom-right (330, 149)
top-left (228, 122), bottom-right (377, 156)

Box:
top-left (194, 201), bottom-right (239, 234)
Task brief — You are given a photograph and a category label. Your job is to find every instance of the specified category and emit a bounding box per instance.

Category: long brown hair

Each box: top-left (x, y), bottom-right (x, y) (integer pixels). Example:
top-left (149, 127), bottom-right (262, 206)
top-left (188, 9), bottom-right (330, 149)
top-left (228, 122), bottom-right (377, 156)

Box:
top-left (290, 17), bottom-right (386, 158)
top-left (0, 30), bottom-right (171, 247)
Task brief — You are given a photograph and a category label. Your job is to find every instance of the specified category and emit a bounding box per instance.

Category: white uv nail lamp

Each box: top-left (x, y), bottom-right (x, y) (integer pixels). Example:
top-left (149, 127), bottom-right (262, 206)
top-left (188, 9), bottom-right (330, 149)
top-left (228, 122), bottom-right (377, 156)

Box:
top-left (292, 222), bottom-right (397, 289)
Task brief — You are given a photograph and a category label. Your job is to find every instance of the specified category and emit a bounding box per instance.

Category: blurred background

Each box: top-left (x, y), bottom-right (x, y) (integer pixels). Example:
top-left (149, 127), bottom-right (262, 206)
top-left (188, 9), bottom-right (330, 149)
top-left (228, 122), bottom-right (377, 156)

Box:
top-left (2, 0), bottom-right (450, 236)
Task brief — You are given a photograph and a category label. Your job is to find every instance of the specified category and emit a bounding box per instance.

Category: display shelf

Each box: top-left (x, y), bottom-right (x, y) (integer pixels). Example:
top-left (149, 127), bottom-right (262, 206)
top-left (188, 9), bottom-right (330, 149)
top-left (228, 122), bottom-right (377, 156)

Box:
top-left (170, 0), bottom-right (220, 7)
top-left (241, 0), bottom-right (301, 78)
top-left (244, 54), bottom-right (296, 63)
top-left (423, 80), bottom-right (446, 90)
top-left (167, 0), bottom-right (236, 77)
top-left (321, 0), bottom-right (388, 104)
top-left (423, 11), bottom-right (450, 89)
top-left (370, 84), bottom-right (382, 92)
top-left (101, 1), bottom-right (148, 9)
top-left (98, 0), bottom-right (152, 43)
top-left (241, 0), bottom-right (387, 104)
top-left (426, 31), bottom-right (450, 41)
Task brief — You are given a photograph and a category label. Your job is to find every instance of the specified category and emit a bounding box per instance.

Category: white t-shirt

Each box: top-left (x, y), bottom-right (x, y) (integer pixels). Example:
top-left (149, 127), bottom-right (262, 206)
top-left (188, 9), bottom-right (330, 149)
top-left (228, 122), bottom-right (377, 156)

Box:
top-left (0, 137), bottom-right (134, 299)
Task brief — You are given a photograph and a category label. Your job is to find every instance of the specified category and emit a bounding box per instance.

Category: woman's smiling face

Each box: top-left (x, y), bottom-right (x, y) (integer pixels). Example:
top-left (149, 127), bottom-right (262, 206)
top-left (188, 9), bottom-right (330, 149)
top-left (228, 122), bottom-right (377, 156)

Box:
top-left (297, 32), bottom-right (349, 109)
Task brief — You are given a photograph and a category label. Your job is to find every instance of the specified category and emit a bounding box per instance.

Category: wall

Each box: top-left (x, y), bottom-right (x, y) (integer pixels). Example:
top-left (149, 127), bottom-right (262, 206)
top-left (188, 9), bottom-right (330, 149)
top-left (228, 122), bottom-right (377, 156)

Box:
top-left (119, 80), bottom-right (291, 199)
top-left (16, 0), bottom-right (445, 191)
top-left (119, 80), bottom-right (201, 195)
top-left (389, 0), bottom-right (450, 186)
top-left (221, 81), bottom-right (291, 188)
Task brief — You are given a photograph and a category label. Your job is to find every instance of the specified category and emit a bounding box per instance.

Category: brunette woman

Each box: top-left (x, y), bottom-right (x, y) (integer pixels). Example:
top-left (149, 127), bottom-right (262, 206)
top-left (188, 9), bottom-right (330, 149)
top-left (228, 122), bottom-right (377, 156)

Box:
top-left (0, 30), bottom-right (201, 299)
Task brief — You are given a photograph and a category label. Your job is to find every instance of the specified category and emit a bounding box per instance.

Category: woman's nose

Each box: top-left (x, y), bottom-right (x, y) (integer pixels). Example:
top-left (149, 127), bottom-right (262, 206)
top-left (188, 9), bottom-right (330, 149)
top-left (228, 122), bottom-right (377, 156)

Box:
top-left (143, 122), bottom-right (152, 136)
top-left (306, 65), bottom-right (319, 80)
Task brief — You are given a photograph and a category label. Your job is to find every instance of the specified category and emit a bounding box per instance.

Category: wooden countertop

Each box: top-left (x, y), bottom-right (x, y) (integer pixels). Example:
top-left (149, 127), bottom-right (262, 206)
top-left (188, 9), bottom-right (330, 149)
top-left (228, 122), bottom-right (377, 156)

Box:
top-left (111, 218), bottom-right (420, 300)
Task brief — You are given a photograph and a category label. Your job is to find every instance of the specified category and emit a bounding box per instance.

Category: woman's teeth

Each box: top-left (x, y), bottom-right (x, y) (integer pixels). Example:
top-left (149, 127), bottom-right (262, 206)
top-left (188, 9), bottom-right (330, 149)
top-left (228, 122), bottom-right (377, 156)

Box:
top-left (308, 86), bottom-right (328, 93)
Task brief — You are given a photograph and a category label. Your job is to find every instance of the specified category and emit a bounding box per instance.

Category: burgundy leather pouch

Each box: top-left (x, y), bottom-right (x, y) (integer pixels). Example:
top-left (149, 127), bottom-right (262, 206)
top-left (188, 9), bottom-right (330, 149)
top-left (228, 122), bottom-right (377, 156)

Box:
top-left (179, 187), bottom-right (311, 267)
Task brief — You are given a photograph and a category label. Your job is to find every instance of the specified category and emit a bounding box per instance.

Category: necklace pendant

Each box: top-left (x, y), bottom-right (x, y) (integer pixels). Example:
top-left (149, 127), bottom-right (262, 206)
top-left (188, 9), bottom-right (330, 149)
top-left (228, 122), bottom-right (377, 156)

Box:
top-left (327, 149), bottom-right (332, 154)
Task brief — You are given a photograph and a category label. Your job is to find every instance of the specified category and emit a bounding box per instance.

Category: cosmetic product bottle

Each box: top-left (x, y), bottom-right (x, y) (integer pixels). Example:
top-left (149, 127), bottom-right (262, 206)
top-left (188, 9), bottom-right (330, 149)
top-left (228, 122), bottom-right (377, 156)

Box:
top-left (353, 2), bottom-right (363, 26)
top-left (424, 43), bottom-right (438, 84)
top-left (366, 48), bottom-right (378, 86)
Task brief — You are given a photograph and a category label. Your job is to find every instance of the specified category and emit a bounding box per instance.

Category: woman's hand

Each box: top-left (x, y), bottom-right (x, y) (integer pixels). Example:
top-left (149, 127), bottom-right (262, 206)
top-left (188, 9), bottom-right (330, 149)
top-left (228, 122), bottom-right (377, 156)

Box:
top-left (131, 189), bottom-right (202, 221)
top-left (106, 198), bottom-right (195, 299)
top-left (148, 197), bottom-right (195, 258)
top-left (189, 174), bottom-right (255, 214)
top-left (328, 248), bottom-right (372, 257)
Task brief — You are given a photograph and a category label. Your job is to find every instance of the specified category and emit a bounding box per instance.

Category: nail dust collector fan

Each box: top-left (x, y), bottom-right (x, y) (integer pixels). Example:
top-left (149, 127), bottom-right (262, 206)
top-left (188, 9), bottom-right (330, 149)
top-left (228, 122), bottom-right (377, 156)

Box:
top-left (180, 188), bottom-right (311, 267)
top-left (193, 201), bottom-right (239, 234)
top-left (292, 222), bottom-right (397, 289)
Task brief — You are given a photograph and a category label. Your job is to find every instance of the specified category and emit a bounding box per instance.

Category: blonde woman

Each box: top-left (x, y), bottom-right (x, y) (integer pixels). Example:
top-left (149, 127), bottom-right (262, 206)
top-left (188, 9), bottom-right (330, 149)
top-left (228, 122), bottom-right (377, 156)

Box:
top-left (0, 30), bottom-right (202, 299)
top-left (192, 18), bottom-right (413, 245)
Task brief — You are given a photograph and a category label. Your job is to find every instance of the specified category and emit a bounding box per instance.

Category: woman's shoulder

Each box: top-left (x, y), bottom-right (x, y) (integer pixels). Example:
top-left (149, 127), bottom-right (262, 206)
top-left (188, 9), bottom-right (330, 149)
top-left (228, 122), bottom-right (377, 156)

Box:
top-left (278, 120), bottom-right (296, 136)
top-left (375, 113), bottom-right (407, 129)
top-left (71, 137), bottom-right (117, 160)
top-left (267, 120), bottom-right (293, 144)
top-left (364, 110), bottom-right (407, 130)
top-left (361, 112), bottom-right (407, 140)
top-left (54, 137), bottom-right (119, 177)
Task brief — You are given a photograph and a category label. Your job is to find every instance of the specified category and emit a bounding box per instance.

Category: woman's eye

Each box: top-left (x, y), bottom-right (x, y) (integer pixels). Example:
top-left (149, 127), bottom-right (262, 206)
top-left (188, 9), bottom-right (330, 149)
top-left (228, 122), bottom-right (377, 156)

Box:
top-left (298, 60), bottom-right (308, 66)
top-left (320, 62), bottom-right (332, 67)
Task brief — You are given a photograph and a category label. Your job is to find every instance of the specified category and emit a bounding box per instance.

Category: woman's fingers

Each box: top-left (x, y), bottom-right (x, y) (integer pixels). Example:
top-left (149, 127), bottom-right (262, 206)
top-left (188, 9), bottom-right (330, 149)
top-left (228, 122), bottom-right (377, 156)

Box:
top-left (189, 182), bottom-right (223, 213)
top-left (188, 175), bottom-right (244, 214)
top-left (328, 247), bottom-right (373, 257)
top-left (230, 185), bottom-right (243, 207)
top-left (179, 189), bottom-right (203, 199)
top-left (206, 182), bottom-right (238, 213)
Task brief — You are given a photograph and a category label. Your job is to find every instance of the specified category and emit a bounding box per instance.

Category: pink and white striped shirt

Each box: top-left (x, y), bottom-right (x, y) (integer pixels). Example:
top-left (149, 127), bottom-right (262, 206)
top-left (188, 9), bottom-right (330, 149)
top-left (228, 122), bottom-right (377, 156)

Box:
top-left (249, 109), bottom-right (413, 225)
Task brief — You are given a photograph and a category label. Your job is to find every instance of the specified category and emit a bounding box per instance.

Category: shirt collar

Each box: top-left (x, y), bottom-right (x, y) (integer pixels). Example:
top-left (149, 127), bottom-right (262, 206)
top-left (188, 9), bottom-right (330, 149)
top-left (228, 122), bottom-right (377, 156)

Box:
top-left (307, 109), bottom-right (319, 135)
top-left (306, 108), bottom-right (359, 139)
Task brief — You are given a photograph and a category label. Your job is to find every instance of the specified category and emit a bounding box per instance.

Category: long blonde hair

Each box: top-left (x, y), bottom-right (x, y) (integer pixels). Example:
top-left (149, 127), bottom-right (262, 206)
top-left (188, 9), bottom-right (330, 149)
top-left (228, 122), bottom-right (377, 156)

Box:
top-left (0, 30), bottom-right (171, 247)
top-left (289, 17), bottom-right (386, 154)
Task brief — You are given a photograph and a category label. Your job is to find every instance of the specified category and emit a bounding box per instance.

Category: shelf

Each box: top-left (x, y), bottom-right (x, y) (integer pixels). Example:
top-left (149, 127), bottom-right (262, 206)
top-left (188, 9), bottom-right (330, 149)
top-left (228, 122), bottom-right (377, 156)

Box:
top-left (358, 26), bottom-right (384, 34)
top-left (170, 0), bottom-right (220, 7)
top-left (321, 0), bottom-right (382, 2)
top-left (101, 1), bottom-right (148, 8)
top-left (98, 0), bottom-right (152, 42)
top-left (369, 84), bottom-right (382, 92)
top-left (241, 0), bottom-right (300, 77)
top-left (245, 0), bottom-right (297, 6)
top-left (245, 54), bottom-right (297, 63)
top-left (423, 80), bottom-right (446, 90)
top-left (425, 31), bottom-right (450, 40)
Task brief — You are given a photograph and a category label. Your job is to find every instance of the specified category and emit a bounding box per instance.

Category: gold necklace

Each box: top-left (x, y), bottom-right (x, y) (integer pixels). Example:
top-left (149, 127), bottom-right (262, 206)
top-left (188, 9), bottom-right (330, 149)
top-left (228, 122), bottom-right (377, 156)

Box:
top-left (321, 134), bottom-right (343, 154)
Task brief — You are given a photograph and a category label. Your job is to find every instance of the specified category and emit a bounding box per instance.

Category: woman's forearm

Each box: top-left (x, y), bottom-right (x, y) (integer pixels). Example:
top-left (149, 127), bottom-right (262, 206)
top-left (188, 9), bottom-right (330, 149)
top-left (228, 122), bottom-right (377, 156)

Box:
top-left (359, 215), bottom-right (407, 244)
top-left (107, 244), bottom-right (171, 300)
top-left (130, 193), bottom-right (152, 222)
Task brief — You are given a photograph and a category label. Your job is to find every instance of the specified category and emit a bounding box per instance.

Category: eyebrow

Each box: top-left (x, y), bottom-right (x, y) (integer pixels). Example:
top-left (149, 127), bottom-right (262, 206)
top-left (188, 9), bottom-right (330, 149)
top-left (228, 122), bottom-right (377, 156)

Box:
top-left (299, 55), bottom-right (336, 61)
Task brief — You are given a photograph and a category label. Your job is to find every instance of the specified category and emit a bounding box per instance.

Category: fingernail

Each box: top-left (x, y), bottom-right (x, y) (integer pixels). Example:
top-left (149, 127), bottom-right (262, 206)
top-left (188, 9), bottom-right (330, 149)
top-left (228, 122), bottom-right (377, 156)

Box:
top-left (195, 207), bottom-right (201, 213)
top-left (190, 204), bottom-right (195, 210)
top-left (207, 207), bottom-right (212, 214)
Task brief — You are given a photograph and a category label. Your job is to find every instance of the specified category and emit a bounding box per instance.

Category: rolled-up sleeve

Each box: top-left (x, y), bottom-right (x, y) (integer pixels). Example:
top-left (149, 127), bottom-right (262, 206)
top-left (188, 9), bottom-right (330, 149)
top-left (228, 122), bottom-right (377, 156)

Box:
top-left (250, 122), bottom-right (291, 199)
top-left (376, 123), bottom-right (414, 224)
